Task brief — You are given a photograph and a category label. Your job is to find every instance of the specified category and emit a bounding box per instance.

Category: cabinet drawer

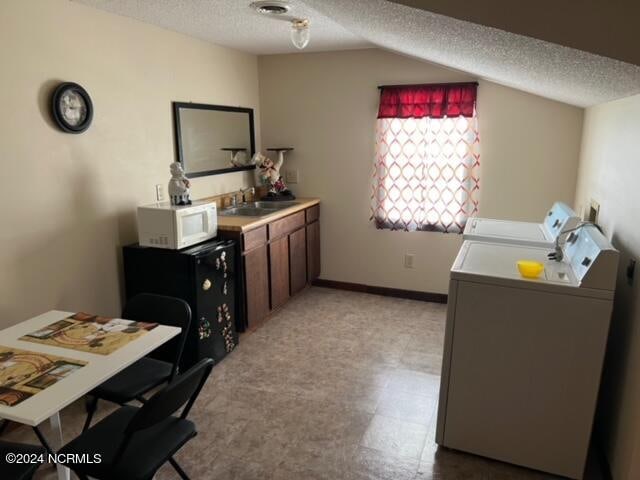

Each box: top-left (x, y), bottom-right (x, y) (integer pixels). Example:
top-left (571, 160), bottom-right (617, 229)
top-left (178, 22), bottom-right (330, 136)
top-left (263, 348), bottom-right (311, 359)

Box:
top-left (243, 226), bottom-right (267, 252)
top-left (306, 205), bottom-right (320, 223)
top-left (269, 211), bottom-right (305, 240)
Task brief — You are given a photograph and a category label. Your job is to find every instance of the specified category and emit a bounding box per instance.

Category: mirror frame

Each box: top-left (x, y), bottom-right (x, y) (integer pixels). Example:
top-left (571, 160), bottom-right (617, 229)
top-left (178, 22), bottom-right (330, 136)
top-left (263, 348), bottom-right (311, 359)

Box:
top-left (173, 102), bottom-right (256, 178)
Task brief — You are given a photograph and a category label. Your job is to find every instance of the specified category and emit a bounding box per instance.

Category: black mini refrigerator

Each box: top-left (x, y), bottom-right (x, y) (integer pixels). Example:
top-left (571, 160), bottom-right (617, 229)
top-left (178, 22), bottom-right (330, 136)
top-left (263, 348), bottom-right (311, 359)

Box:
top-left (123, 239), bottom-right (238, 370)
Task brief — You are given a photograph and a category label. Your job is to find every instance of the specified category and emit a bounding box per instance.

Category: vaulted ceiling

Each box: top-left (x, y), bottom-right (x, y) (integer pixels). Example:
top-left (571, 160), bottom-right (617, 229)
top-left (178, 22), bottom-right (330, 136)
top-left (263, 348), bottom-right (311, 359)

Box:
top-left (73, 0), bottom-right (640, 107)
top-left (302, 0), bottom-right (640, 107)
top-left (389, 0), bottom-right (640, 66)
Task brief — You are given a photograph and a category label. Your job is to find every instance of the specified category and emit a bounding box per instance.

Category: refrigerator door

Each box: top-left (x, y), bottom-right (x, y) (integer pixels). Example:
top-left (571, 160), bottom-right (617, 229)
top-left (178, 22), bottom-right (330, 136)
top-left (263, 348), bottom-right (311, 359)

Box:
top-left (193, 241), bottom-right (238, 366)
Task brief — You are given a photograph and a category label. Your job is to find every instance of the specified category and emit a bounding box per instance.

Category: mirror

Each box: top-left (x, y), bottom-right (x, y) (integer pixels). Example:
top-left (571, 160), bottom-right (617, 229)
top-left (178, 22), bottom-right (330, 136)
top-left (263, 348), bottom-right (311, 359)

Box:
top-left (173, 102), bottom-right (256, 178)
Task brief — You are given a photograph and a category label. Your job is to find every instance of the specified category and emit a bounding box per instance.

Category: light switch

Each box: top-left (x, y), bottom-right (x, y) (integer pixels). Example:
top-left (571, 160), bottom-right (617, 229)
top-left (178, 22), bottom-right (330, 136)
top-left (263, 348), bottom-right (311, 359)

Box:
top-left (286, 169), bottom-right (299, 184)
top-left (155, 184), bottom-right (165, 202)
top-left (404, 253), bottom-right (415, 269)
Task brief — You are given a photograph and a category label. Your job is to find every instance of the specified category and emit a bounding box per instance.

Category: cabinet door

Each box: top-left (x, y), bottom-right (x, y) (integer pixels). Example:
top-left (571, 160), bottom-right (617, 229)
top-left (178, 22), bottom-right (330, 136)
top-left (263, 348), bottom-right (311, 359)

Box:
top-left (269, 236), bottom-right (290, 310)
top-left (244, 245), bottom-right (270, 328)
top-left (289, 228), bottom-right (307, 296)
top-left (306, 221), bottom-right (321, 282)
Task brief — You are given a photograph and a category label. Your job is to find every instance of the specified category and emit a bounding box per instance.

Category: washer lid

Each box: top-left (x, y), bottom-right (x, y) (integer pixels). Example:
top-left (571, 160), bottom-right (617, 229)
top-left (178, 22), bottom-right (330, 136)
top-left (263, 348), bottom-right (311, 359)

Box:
top-left (463, 203), bottom-right (580, 247)
top-left (464, 218), bottom-right (549, 243)
top-left (452, 241), bottom-right (578, 287)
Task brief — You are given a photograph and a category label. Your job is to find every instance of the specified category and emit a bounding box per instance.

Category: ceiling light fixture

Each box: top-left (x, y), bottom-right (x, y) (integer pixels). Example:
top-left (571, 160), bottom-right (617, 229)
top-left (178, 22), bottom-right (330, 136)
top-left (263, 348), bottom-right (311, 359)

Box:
top-left (250, 1), bottom-right (311, 50)
top-left (290, 18), bottom-right (310, 49)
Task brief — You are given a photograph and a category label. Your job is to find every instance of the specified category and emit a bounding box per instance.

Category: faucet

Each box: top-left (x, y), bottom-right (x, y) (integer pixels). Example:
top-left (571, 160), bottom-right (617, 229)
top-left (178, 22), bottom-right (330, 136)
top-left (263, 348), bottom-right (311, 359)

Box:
top-left (239, 187), bottom-right (255, 204)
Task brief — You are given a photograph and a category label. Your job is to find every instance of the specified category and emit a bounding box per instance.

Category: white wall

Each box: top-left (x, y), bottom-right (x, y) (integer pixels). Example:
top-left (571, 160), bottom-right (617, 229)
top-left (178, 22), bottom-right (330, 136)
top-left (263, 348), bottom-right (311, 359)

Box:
top-left (259, 49), bottom-right (584, 293)
top-left (574, 94), bottom-right (640, 480)
top-left (0, 0), bottom-right (260, 326)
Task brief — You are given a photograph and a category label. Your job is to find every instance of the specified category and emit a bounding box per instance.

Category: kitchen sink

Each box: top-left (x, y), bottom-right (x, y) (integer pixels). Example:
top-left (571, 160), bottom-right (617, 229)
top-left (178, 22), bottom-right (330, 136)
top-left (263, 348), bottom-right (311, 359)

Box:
top-left (219, 201), bottom-right (300, 217)
top-left (252, 201), bottom-right (299, 209)
top-left (219, 207), bottom-right (274, 217)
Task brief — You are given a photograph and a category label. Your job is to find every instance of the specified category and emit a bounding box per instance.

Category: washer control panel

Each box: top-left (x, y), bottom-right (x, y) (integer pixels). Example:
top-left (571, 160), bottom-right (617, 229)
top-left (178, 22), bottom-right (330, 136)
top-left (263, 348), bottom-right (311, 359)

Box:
top-left (564, 225), bottom-right (618, 290)
top-left (542, 202), bottom-right (580, 241)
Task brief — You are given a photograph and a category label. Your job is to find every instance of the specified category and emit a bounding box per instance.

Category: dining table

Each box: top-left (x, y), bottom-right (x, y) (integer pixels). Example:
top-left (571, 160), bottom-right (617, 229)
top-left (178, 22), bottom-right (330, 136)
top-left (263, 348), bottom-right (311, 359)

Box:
top-left (0, 310), bottom-right (181, 480)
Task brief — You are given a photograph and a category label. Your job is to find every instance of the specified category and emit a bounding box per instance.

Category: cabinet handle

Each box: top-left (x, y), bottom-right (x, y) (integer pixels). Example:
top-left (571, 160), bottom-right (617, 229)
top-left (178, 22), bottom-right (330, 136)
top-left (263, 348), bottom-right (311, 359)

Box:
top-left (202, 279), bottom-right (212, 291)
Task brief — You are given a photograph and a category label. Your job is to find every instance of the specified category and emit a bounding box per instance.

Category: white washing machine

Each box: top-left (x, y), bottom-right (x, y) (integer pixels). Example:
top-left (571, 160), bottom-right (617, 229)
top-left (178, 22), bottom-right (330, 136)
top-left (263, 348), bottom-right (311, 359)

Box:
top-left (436, 225), bottom-right (618, 479)
top-left (463, 202), bottom-right (580, 247)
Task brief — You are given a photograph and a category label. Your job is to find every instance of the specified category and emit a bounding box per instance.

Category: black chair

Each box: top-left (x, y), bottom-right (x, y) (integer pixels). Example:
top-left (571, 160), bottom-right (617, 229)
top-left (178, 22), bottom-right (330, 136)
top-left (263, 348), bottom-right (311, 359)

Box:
top-left (0, 440), bottom-right (47, 480)
top-left (83, 293), bottom-right (191, 431)
top-left (61, 358), bottom-right (214, 480)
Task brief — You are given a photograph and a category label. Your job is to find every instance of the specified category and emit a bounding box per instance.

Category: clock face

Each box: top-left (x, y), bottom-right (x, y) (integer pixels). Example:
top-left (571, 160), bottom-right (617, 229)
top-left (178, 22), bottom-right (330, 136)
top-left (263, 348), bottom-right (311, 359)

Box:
top-left (51, 82), bottom-right (93, 134)
top-left (59, 90), bottom-right (87, 127)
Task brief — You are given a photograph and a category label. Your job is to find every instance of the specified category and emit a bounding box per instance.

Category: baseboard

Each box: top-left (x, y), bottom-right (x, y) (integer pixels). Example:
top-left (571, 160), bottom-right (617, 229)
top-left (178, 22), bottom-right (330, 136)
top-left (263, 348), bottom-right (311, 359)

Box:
top-left (312, 279), bottom-right (448, 303)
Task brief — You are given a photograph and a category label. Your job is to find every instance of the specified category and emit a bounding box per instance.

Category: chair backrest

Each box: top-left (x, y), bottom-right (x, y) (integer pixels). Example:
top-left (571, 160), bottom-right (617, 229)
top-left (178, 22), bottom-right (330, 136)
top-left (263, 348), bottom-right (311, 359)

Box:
top-left (122, 293), bottom-right (191, 378)
top-left (113, 358), bottom-right (214, 463)
top-left (0, 440), bottom-right (46, 478)
top-left (0, 440), bottom-right (47, 456)
top-left (126, 357), bottom-right (213, 433)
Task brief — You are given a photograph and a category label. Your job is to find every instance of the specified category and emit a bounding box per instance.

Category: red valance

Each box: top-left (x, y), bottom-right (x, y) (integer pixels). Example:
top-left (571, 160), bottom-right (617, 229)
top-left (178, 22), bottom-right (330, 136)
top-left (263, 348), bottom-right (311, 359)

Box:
top-left (377, 82), bottom-right (478, 119)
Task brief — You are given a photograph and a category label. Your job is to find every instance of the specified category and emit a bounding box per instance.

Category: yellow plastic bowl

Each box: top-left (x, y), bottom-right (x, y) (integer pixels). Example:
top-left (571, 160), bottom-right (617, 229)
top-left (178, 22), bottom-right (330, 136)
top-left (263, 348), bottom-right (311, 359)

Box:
top-left (517, 260), bottom-right (544, 279)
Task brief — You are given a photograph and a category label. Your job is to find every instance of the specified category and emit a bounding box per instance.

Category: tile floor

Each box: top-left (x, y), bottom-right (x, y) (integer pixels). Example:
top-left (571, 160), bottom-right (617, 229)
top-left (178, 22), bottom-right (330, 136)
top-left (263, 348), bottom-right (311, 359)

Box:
top-left (7, 287), bottom-right (604, 479)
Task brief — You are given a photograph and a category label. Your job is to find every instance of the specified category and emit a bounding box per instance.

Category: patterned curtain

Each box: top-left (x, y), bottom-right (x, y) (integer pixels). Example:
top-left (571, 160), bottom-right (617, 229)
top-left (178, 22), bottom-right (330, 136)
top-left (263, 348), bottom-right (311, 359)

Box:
top-left (371, 83), bottom-right (480, 233)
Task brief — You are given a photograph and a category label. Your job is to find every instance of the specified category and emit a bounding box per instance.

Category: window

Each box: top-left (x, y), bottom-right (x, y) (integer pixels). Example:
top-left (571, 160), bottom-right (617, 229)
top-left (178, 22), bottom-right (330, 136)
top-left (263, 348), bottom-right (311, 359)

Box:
top-left (371, 83), bottom-right (480, 233)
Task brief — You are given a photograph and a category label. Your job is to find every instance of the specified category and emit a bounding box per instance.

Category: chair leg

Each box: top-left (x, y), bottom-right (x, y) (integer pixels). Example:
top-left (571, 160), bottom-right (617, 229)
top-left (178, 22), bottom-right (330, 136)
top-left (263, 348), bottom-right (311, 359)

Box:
top-left (32, 426), bottom-right (54, 456)
top-left (83, 396), bottom-right (99, 432)
top-left (169, 457), bottom-right (190, 480)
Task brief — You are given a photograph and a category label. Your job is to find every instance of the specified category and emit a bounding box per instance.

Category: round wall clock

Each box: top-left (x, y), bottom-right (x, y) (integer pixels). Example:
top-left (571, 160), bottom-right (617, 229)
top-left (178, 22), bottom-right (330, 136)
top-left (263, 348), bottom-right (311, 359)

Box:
top-left (51, 82), bottom-right (93, 134)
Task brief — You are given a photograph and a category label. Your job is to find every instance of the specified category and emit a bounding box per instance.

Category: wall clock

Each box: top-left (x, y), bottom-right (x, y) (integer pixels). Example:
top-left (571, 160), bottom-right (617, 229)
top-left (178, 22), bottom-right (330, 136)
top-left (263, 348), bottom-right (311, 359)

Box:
top-left (51, 82), bottom-right (93, 134)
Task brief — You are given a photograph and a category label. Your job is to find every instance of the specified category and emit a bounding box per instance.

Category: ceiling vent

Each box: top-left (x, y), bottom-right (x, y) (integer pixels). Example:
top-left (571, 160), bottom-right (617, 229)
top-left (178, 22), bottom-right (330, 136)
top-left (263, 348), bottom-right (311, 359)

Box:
top-left (250, 1), bottom-right (291, 16)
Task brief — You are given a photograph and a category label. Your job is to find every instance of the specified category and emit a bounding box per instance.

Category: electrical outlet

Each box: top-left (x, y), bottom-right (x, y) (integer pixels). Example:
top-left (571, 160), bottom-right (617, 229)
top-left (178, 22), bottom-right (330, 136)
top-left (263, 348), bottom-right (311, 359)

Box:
top-left (404, 253), bottom-right (415, 269)
top-left (286, 169), bottom-right (299, 184)
top-left (155, 184), bottom-right (165, 202)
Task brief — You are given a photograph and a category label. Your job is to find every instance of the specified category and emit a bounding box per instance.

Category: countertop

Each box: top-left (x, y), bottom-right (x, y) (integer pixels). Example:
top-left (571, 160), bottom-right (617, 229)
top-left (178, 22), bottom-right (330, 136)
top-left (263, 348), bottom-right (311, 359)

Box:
top-left (216, 197), bottom-right (320, 233)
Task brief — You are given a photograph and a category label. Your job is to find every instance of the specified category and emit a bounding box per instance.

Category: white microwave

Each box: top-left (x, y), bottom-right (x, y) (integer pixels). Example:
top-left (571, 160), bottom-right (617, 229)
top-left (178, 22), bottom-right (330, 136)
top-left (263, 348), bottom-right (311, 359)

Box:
top-left (137, 200), bottom-right (218, 250)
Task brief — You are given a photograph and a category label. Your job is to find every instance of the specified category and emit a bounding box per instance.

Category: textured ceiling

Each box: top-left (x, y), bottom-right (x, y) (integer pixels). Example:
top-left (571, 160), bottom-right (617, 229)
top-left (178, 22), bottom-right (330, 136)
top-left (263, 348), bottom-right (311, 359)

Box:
top-left (301, 0), bottom-right (640, 107)
top-left (389, 0), bottom-right (640, 66)
top-left (72, 0), bottom-right (370, 54)
top-left (73, 0), bottom-right (640, 107)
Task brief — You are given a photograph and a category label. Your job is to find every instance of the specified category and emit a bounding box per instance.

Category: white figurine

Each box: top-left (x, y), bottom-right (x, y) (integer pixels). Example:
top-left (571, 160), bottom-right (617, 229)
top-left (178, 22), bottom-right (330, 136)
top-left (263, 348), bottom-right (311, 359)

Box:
top-left (168, 162), bottom-right (192, 206)
top-left (251, 152), bottom-right (294, 199)
top-left (230, 150), bottom-right (247, 167)
top-left (252, 153), bottom-right (280, 188)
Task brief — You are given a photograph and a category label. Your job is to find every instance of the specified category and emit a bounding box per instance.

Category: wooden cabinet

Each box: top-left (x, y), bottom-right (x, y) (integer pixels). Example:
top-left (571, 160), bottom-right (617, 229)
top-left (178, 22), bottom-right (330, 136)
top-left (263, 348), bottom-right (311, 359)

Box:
top-left (306, 220), bottom-right (321, 282)
top-left (269, 236), bottom-right (290, 309)
top-left (244, 244), bottom-right (270, 328)
top-left (306, 205), bottom-right (320, 223)
top-left (269, 211), bottom-right (305, 240)
top-left (220, 203), bottom-right (320, 330)
top-left (244, 225), bottom-right (267, 252)
top-left (289, 227), bottom-right (307, 295)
